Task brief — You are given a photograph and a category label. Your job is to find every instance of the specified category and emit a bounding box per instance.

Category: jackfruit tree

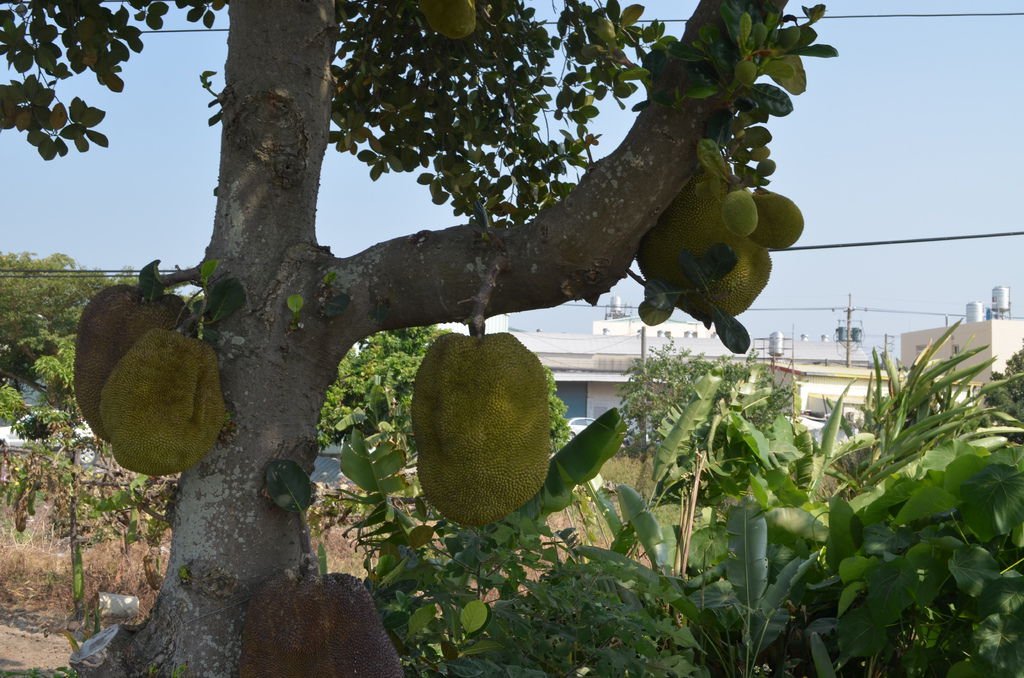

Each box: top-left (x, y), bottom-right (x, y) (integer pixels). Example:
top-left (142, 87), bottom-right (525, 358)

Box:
top-left (1, 0), bottom-right (833, 673)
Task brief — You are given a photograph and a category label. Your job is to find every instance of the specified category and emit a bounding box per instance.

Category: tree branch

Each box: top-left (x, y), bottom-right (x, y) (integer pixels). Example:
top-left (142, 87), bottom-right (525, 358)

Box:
top-left (319, 0), bottom-right (787, 339)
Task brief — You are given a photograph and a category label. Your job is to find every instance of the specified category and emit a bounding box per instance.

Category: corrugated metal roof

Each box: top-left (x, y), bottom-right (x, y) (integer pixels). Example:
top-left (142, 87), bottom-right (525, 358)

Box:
top-left (510, 331), bottom-right (871, 365)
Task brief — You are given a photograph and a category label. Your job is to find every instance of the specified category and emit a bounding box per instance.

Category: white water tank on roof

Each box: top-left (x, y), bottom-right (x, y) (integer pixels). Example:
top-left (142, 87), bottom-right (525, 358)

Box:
top-left (966, 301), bottom-right (985, 323)
top-left (993, 286), bottom-right (1011, 314)
top-left (768, 331), bottom-right (785, 357)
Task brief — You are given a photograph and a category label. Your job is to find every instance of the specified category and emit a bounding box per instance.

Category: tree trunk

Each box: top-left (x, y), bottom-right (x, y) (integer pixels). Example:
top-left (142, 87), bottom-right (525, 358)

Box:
top-left (73, 0), bottom-right (346, 673)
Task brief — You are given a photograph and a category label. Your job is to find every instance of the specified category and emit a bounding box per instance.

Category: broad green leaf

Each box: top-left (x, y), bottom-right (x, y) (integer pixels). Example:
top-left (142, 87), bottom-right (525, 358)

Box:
top-left (205, 277), bottom-right (246, 323)
top-left (407, 604), bottom-right (436, 637)
top-left (942, 548), bottom-right (999, 602)
top-left (827, 497), bottom-right (860, 572)
top-left (460, 600), bottom-right (489, 634)
top-left (790, 44), bottom-right (839, 58)
top-left (638, 300), bottom-right (672, 326)
top-left (540, 409), bottom-right (624, 514)
top-left (837, 606), bottom-right (886, 659)
top-left (961, 464), bottom-right (1024, 540)
top-left (904, 542), bottom-right (947, 607)
top-left (340, 431), bottom-right (378, 493)
top-left (893, 485), bottom-right (958, 525)
top-left (286, 294), bottom-right (304, 314)
top-left (978, 576), bottom-right (1024, 618)
top-left (838, 555), bottom-right (876, 584)
top-left (750, 83), bottom-right (794, 117)
top-left (712, 306), bottom-right (751, 354)
top-left (764, 55), bottom-right (806, 95)
top-left (726, 499), bottom-right (768, 608)
top-left (838, 581), bottom-right (864, 616)
top-left (944, 453), bottom-right (989, 497)
top-left (138, 259), bottom-right (165, 301)
top-left (866, 559), bottom-right (915, 624)
top-left (974, 613), bottom-right (1024, 673)
top-left (617, 484), bottom-right (646, 523)
top-left (652, 373), bottom-right (720, 486)
top-left (620, 4), bottom-right (644, 27)
top-left (460, 639), bottom-right (504, 656)
top-left (810, 631), bottom-right (837, 678)
top-left (265, 459), bottom-right (313, 512)
top-left (766, 507), bottom-right (827, 543)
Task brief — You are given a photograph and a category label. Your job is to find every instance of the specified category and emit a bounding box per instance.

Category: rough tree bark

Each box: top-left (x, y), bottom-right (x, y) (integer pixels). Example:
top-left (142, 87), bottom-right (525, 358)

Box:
top-left (70, 0), bottom-right (785, 673)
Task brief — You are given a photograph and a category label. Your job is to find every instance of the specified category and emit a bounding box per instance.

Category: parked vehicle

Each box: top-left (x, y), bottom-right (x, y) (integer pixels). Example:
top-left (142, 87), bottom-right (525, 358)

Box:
top-left (567, 417), bottom-right (596, 437)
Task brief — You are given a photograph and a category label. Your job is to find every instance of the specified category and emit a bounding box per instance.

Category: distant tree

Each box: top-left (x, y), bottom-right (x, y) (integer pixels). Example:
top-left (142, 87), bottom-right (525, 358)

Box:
top-left (319, 326), bottom-right (571, 449)
top-left (0, 252), bottom-right (118, 399)
top-left (987, 343), bottom-right (1024, 437)
top-left (619, 344), bottom-right (793, 456)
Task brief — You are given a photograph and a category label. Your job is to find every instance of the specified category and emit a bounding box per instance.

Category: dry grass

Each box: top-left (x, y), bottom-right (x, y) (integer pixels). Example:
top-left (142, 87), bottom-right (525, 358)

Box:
top-left (0, 501), bottom-right (163, 630)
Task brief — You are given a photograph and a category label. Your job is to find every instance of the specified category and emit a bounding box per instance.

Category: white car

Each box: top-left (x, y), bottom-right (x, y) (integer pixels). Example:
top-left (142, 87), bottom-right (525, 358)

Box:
top-left (567, 417), bottom-right (596, 437)
top-left (0, 424), bottom-right (27, 449)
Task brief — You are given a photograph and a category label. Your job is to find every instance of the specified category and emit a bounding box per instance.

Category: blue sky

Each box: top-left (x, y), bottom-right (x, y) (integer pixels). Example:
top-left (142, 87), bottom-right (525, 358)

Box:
top-left (3, 1), bottom-right (1023, 357)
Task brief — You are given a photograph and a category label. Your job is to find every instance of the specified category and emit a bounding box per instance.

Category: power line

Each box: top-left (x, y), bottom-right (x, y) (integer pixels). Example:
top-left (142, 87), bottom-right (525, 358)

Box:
top-left (3, 228), bottom-right (1024, 277)
top-left (778, 230), bottom-right (1024, 252)
top-left (114, 10), bottom-right (1024, 35)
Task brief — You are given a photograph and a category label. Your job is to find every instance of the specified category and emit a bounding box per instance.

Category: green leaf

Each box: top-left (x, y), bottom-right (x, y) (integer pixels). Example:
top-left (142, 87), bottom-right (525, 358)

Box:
top-left (265, 459), bottom-right (313, 512)
top-left (893, 485), bottom-right (958, 525)
top-left (750, 83), bottom-right (794, 117)
top-left (766, 507), bottom-right (827, 542)
top-left (978, 576), bottom-right (1024, 619)
top-left (974, 613), bottom-right (1024, 673)
top-left (652, 372), bottom-right (721, 487)
top-left (668, 42), bottom-right (706, 62)
top-left (138, 259), bottom-right (165, 301)
top-left (700, 243), bottom-right (739, 282)
top-left (790, 44), bottom-right (839, 58)
top-left (407, 604), bottom-right (436, 637)
top-left (961, 464), bottom-right (1024, 539)
top-left (317, 542), bottom-right (328, 575)
top-left (837, 606), bottom-right (886, 658)
top-left (643, 278), bottom-right (682, 311)
top-left (620, 4), bottom-right (644, 27)
top-left (726, 499), bottom-right (768, 608)
top-left (865, 559), bottom-right (915, 624)
top-left (460, 599), bottom-right (490, 634)
top-left (200, 259), bottom-right (219, 284)
top-left (764, 55), bottom-right (806, 95)
top-left (638, 300), bottom-right (672, 326)
top-left (287, 294), bottom-right (304, 314)
top-left (712, 306), bottom-right (751, 354)
top-left (838, 581), bottom-right (864, 616)
top-left (72, 543), bottom-right (84, 602)
top-left (827, 497), bottom-right (860, 571)
top-left (541, 408), bottom-right (625, 513)
top-left (810, 631), bottom-right (838, 678)
top-left (204, 277), bottom-right (246, 323)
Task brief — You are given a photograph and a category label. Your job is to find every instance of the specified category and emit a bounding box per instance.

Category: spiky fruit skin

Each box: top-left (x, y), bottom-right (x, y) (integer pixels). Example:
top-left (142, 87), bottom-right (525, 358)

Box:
top-left (412, 332), bottom-right (550, 526)
top-left (749, 191), bottom-right (804, 249)
top-left (420, 0), bottom-right (476, 39)
top-left (721, 189), bottom-right (758, 237)
top-left (239, 571), bottom-right (402, 678)
top-left (99, 328), bottom-right (224, 475)
top-left (636, 175), bottom-right (772, 319)
top-left (74, 285), bottom-right (184, 441)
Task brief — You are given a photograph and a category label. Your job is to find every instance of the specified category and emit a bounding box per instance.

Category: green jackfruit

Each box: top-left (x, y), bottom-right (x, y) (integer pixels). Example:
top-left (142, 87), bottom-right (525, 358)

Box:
top-left (420, 0), bottom-right (476, 39)
top-left (636, 174), bottom-right (772, 319)
top-left (412, 332), bottom-right (549, 526)
top-left (99, 328), bottom-right (224, 476)
top-left (749, 191), bottom-right (804, 249)
top-left (239, 571), bottom-right (401, 678)
top-left (74, 285), bottom-right (184, 442)
top-left (721, 189), bottom-right (758, 237)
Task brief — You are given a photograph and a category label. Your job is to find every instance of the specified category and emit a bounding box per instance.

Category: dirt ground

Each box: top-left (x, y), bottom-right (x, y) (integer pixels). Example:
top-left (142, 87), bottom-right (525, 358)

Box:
top-left (0, 608), bottom-right (74, 674)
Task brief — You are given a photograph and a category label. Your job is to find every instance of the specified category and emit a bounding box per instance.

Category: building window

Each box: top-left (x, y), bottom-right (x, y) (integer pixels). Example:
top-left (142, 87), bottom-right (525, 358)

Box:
top-left (952, 344), bottom-right (961, 355)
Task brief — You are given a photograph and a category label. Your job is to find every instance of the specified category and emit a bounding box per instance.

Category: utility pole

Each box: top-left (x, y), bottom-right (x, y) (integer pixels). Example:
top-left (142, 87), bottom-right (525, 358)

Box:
top-left (846, 293), bottom-right (853, 368)
top-left (640, 325), bottom-right (647, 449)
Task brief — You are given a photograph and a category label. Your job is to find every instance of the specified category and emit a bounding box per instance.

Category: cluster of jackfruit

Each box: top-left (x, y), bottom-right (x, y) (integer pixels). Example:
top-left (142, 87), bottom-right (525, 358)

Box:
top-left (420, 0), bottom-right (476, 39)
top-left (74, 286), bottom-right (225, 476)
top-left (239, 571), bottom-right (402, 678)
top-left (412, 332), bottom-right (550, 526)
top-left (74, 285), bottom-right (184, 441)
top-left (636, 174), bottom-right (803, 320)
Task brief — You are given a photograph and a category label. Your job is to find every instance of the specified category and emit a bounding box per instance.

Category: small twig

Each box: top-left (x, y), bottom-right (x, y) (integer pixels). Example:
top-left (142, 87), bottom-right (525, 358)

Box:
top-left (468, 256), bottom-right (509, 338)
top-left (626, 268), bottom-right (646, 286)
top-left (158, 266), bottom-right (202, 286)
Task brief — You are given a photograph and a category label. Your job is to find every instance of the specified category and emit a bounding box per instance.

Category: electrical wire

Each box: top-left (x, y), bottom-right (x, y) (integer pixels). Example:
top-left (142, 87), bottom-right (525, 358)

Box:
top-left (37, 10), bottom-right (1019, 35)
